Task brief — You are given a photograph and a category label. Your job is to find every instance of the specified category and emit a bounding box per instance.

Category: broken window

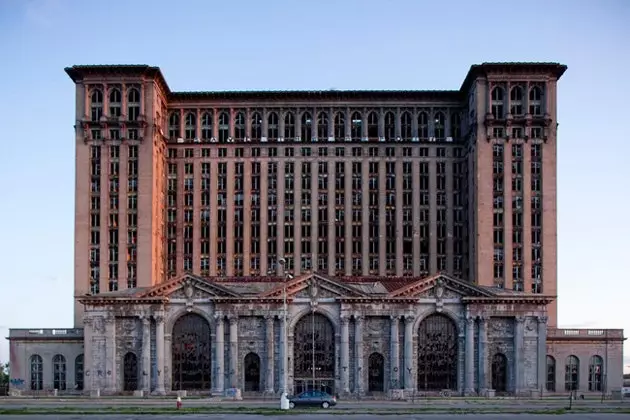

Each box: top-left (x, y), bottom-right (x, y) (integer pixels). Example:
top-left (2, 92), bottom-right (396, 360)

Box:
top-left (434, 111), bottom-right (445, 139)
top-left (367, 111), bottom-right (379, 140)
top-left (491, 86), bottom-right (505, 119)
top-left (317, 112), bottom-right (328, 140)
top-left (218, 111), bottom-right (229, 142)
top-left (284, 112), bottom-right (295, 140)
top-left (168, 113), bottom-right (180, 139)
top-left (529, 86), bottom-right (544, 116)
top-left (127, 88), bottom-right (140, 121)
top-left (234, 111), bottom-right (245, 140)
top-left (400, 111), bottom-right (412, 141)
top-left (301, 112), bottom-right (312, 142)
top-left (417, 111), bottom-right (429, 139)
top-left (90, 88), bottom-right (103, 122)
top-left (334, 112), bottom-right (345, 139)
top-left (184, 112), bottom-right (196, 139)
top-left (109, 88), bottom-right (121, 118)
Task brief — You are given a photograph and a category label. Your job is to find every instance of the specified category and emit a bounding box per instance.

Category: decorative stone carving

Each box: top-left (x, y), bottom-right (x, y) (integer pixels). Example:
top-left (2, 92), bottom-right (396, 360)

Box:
top-left (122, 318), bottom-right (137, 334)
top-left (339, 314), bottom-right (350, 325)
top-left (184, 280), bottom-right (195, 311)
top-left (537, 316), bottom-right (548, 325)
top-left (93, 316), bottom-right (106, 334)
top-left (488, 317), bottom-right (514, 337)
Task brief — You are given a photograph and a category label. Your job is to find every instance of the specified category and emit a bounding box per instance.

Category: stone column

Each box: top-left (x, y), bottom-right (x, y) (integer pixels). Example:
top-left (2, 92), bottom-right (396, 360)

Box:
top-left (403, 315), bottom-right (415, 390)
top-left (340, 315), bottom-right (350, 393)
top-left (229, 316), bottom-right (239, 388)
top-left (390, 315), bottom-right (400, 389)
top-left (280, 314), bottom-right (289, 394)
top-left (514, 316), bottom-right (525, 395)
top-left (265, 315), bottom-right (275, 393)
top-left (141, 316), bottom-right (151, 392)
top-left (354, 315), bottom-right (364, 394)
top-left (478, 316), bottom-right (488, 393)
top-left (154, 313), bottom-right (166, 394)
top-left (537, 316), bottom-right (548, 394)
top-left (214, 315), bottom-right (225, 394)
top-left (105, 315), bottom-right (117, 393)
top-left (82, 316), bottom-right (94, 394)
top-left (465, 316), bottom-right (475, 395)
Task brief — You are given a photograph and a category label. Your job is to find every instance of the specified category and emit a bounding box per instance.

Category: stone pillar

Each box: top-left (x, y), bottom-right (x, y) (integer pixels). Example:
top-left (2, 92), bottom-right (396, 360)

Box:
top-left (82, 316), bottom-right (94, 394)
top-left (340, 315), bottom-right (350, 393)
top-left (141, 316), bottom-right (151, 392)
top-left (537, 316), bottom-right (548, 394)
top-left (403, 315), bottom-right (415, 390)
top-left (354, 315), bottom-right (364, 394)
top-left (390, 315), bottom-right (400, 389)
top-left (514, 316), bottom-right (525, 395)
top-left (214, 315), bottom-right (225, 394)
top-left (280, 315), bottom-right (289, 394)
top-left (265, 315), bottom-right (275, 393)
top-left (478, 316), bottom-right (489, 393)
top-left (229, 316), bottom-right (239, 388)
top-left (465, 316), bottom-right (475, 395)
top-left (105, 315), bottom-right (117, 393)
top-left (154, 313), bottom-right (166, 394)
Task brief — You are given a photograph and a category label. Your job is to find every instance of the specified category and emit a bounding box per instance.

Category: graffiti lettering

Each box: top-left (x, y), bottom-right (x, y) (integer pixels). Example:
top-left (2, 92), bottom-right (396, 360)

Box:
top-left (10, 378), bottom-right (25, 388)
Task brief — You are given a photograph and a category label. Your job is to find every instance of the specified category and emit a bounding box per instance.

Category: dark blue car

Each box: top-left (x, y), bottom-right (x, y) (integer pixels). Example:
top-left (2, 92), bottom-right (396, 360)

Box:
top-left (288, 390), bottom-right (337, 408)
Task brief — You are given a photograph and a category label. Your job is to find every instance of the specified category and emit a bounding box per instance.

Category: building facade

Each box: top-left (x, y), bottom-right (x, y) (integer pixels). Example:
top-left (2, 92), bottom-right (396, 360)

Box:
top-left (8, 62), bottom-right (625, 397)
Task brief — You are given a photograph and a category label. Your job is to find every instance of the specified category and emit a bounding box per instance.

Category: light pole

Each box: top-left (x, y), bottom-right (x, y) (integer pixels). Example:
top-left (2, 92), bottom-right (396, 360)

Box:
top-left (278, 258), bottom-right (292, 410)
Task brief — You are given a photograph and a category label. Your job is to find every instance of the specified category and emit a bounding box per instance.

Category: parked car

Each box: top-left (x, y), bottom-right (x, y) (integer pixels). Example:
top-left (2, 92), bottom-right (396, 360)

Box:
top-left (288, 390), bottom-right (337, 408)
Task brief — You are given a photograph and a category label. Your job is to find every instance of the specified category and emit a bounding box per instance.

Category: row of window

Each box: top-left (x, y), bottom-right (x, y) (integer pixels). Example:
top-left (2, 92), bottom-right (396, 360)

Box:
top-left (28, 354), bottom-right (84, 391)
top-left (546, 355), bottom-right (604, 392)
top-left (490, 85), bottom-right (545, 119)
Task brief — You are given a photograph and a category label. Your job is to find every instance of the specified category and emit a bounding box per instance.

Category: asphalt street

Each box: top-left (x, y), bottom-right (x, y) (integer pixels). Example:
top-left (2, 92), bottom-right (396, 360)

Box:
top-left (1, 414), bottom-right (629, 420)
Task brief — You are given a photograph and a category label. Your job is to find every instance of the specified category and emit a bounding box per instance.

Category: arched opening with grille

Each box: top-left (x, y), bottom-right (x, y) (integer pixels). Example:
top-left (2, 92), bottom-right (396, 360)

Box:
top-left (491, 353), bottom-right (508, 393)
top-left (244, 352), bottom-right (261, 392)
top-left (292, 312), bottom-right (335, 395)
top-left (123, 352), bottom-right (138, 391)
top-left (416, 314), bottom-right (458, 391)
top-left (171, 313), bottom-right (212, 390)
top-left (368, 352), bottom-right (385, 392)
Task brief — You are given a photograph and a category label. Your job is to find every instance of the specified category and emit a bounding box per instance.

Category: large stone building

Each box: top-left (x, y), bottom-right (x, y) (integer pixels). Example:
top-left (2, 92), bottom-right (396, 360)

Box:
top-left (8, 62), bottom-right (625, 398)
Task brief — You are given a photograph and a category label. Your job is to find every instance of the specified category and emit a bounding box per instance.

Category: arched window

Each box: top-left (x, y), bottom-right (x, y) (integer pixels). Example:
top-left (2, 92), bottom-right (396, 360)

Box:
top-left (267, 112), bottom-right (278, 140)
top-left (284, 112), bottom-right (295, 140)
top-left (588, 355), bottom-right (603, 391)
top-left (383, 112), bottom-right (395, 140)
top-left (168, 113), bottom-right (180, 139)
top-left (234, 111), bottom-right (245, 140)
top-left (491, 353), bottom-right (508, 393)
top-left (53, 354), bottom-right (67, 390)
top-left (451, 112), bottom-right (461, 138)
top-left (564, 355), bottom-right (579, 391)
top-left (546, 355), bottom-right (556, 392)
top-left (109, 88), bottom-right (122, 118)
top-left (293, 313), bottom-right (335, 394)
top-left (491, 87), bottom-right (505, 119)
top-left (417, 112), bottom-right (429, 139)
top-left (510, 86), bottom-right (523, 116)
top-left (529, 86), bottom-right (543, 116)
top-left (317, 112), bottom-right (328, 140)
top-left (334, 112), bottom-right (345, 139)
top-left (184, 112), bottom-right (196, 140)
top-left (75, 354), bottom-right (84, 391)
top-left (417, 314), bottom-right (458, 391)
top-left (400, 111), bottom-right (412, 141)
top-left (201, 112), bottom-right (213, 140)
top-left (90, 89), bottom-right (103, 122)
top-left (301, 112), bottom-right (312, 142)
top-left (30, 354), bottom-right (43, 391)
top-left (243, 352), bottom-right (261, 392)
top-left (218, 112), bottom-right (230, 142)
top-left (367, 352), bottom-right (385, 392)
top-left (350, 111), bottom-right (362, 141)
top-left (367, 111), bottom-right (379, 139)
top-left (251, 112), bottom-right (262, 141)
top-left (172, 313), bottom-right (212, 390)
top-left (434, 111), bottom-right (446, 139)
top-left (127, 88), bottom-right (140, 121)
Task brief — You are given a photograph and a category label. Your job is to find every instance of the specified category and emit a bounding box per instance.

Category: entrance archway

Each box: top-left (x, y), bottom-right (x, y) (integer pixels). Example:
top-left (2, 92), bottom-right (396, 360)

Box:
top-left (368, 352), bottom-right (385, 392)
top-left (491, 353), bottom-right (508, 393)
top-left (123, 352), bottom-right (138, 391)
top-left (293, 312), bottom-right (335, 395)
top-left (244, 352), bottom-right (261, 392)
top-left (171, 313), bottom-right (212, 390)
top-left (417, 313), bottom-right (458, 391)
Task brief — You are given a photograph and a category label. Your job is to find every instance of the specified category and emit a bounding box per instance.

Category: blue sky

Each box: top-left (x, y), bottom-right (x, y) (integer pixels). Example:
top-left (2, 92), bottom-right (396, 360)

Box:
top-left (0, 0), bottom-right (628, 372)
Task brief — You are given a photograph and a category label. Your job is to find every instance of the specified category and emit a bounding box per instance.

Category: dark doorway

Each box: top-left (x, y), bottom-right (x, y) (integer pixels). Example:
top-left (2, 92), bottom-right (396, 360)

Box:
top-left (293, 313), bottom-right (336, 395)
top-left (244, 352), bottom-right (261, 392)
top-left (491, 353), bottom-right (508, 393)
top-left (417, 314), bottom-right (458, 391)
top-left (171, 313), bottom-right (212, 390)
top-left (123, 352), bottom-right (138, 391)
top-left (368, 352), bottom-right (385, 392)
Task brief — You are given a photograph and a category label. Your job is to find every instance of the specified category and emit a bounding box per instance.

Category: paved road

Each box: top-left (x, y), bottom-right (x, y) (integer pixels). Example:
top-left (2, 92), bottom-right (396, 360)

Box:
top-left (1, 414), bottom-right (629, 420)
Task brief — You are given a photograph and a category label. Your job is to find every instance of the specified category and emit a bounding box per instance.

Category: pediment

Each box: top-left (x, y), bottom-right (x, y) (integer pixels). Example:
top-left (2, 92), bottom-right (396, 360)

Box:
top-left (388, 273), bottom-right (495, 299)
top-left (140, 274), bottom-right (240, 299)
top-left (260, 273), bottom-right (367, 299)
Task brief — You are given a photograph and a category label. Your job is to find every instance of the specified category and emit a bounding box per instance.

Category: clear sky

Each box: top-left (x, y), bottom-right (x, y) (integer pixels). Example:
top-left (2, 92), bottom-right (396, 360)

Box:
top-left (0, 0), bottom-right (628, 373)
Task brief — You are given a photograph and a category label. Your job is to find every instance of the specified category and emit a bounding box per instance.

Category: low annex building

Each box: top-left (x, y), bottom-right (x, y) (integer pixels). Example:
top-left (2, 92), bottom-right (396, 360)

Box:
top-left (8, 273), bottom-right (624, 397)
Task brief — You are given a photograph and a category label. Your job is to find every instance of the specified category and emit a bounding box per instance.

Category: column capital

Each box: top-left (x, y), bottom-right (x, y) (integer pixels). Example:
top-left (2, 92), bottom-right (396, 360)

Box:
top-left (228, 315), bottom-right (239, 326)
top-left (354, 314), bottom-right (364, 323)
top-left (466, 316), bottom-right (475, 326)
top-left (515, 316), bottom-right (526, 324)
top-left (264, 314), bottom-right (275, 322)
top-left (389, 314), bottom-right (399, 321)
top-left (141, 316), bottom-right (151, 326)
top-left (404, 314), bottom-right (415, 324)
top-left (340, 314), bottom-right (350, 325)
top-left (537, 315), bottom-right (548, 325)
top-left (478, 315), bottom-right (489, 323)
top-left (83, 316), bottom-right (94, 327)
top-left (153, 313), bottom-right (165, 324)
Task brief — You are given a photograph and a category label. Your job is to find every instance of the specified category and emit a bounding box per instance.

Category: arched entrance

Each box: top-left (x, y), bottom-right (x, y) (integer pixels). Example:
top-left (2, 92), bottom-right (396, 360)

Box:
top-left (491, 353), bottom-right (508, 393)
top-left (368, 352), bottom-right (385, 392)
top-left (123, 352), bottom-right (138, 391)
top-left (293, 312), bottom-right (335, 395)
top-left (244, 352), bottom-right (261, 392)
top-left (417, 313), bottom-right (458, 391)
top-left (171, 313), bottom-right (212, 390)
